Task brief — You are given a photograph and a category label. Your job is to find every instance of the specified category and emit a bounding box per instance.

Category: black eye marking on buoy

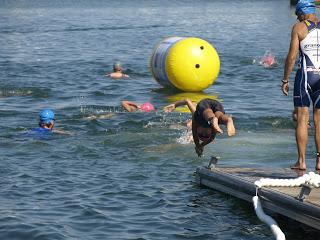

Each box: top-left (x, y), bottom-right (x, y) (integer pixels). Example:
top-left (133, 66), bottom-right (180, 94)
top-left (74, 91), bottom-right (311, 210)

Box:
top-left (195, 64), bottom-right (200, 68)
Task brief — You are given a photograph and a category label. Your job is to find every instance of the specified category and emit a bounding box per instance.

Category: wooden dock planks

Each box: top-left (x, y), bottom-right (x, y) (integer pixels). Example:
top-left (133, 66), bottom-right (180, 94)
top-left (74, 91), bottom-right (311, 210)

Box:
top-left (196, 166), bottom-right (320, 230)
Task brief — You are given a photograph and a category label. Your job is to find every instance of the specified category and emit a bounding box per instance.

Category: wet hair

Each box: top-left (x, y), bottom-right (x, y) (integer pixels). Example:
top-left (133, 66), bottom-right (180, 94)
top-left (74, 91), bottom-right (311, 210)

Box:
top-left (194, 98), bottom-right (224, 127)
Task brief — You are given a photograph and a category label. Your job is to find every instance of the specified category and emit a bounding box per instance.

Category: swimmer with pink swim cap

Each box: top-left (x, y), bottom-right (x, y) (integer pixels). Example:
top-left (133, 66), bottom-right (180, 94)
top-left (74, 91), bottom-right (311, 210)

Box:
top-left (121, 100), bottom-right (155, 112)
top-left (140, 102), bottom-right (155, 112)
top-left (260, 51), bottom-right (277, 68)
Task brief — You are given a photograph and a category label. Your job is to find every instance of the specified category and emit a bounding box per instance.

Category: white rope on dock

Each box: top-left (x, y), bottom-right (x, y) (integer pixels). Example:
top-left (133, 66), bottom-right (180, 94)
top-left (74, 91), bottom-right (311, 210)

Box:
top-left (252, 171), bottom-right (320, 240)
top-left (254, 172), bottom-right (320, 188)
top-left (252, 196), bottom-right (286, 240)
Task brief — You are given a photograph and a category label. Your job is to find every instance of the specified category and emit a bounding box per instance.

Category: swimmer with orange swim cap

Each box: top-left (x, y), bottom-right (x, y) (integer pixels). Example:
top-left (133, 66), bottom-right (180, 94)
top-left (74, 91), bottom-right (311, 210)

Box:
top-left (121, 101), bottom-right (155, 112)
top-left (105, 62), bottom-right (130, 79)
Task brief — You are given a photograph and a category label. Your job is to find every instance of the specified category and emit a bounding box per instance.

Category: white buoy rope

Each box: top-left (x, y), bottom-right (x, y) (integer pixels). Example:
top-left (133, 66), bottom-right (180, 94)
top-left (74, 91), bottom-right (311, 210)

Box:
top-left (252, 172), bottom-right (320, 240)
top-left (252, 195), bottom-right (286, 240)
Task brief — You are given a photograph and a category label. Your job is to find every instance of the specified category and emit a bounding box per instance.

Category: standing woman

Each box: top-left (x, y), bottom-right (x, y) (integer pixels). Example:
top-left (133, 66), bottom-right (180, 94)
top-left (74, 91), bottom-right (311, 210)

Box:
top-left (282, 0), bottom-right (320, 170)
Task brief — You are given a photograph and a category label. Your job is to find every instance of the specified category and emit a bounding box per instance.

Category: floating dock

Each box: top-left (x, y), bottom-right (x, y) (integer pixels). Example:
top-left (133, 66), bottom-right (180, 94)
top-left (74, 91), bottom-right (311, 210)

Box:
top-left (196, 164), bottom-right (320, 230)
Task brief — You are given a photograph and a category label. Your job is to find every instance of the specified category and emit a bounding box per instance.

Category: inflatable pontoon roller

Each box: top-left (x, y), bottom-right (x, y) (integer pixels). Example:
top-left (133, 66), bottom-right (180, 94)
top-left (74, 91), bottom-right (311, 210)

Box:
top-left (150, 37), bottom-right (220, 92)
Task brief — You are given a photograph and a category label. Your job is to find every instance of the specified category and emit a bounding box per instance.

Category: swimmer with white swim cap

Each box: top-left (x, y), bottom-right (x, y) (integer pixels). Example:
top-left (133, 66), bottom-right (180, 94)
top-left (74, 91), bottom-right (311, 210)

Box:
top-left (105, 62), bottom-right (130, 79)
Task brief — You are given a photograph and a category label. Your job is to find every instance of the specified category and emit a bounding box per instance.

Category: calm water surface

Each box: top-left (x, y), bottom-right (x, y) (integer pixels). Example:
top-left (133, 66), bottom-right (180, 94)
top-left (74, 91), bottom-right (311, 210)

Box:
top-left (0, 0), bottom-right (319, 239)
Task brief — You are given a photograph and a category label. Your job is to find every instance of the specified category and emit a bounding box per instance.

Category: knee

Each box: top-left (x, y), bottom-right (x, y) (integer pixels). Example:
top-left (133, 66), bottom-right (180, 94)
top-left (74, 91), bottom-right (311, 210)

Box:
top-left (297, 108), bottom-right (309, 120)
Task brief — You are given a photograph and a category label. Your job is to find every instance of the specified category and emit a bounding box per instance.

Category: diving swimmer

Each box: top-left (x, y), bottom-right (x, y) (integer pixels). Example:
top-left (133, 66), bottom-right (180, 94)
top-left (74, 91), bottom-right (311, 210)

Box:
top-left (163, 98), bottom-right (235, 157)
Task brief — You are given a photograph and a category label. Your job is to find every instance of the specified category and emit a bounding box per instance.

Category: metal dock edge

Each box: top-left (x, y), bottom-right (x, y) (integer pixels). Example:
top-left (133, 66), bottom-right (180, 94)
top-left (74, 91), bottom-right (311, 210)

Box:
top-left (196, 166), bottom-right (320, 230)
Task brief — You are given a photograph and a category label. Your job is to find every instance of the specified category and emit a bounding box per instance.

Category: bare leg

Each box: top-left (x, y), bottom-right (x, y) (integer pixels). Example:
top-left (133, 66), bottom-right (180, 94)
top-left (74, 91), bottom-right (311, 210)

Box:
top-left (203, 109), bottom-right (223, 133)
top-left (292, 107), bottom-right (309, 170)
top-left (313, 108), bottom-right (320, 170)
top-left (215, 111), bottom-right (235, 136)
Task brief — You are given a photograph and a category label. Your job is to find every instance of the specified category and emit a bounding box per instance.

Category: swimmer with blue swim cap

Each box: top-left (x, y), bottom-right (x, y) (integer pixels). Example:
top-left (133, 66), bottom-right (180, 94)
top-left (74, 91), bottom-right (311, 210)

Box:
top-left (282, 0), bottom-right (320, 170)
top-left (105, 61), bottom-right (130, 79)
top-left (295, 0), bottom-right (316, 16)
top-left (29, 109), bottom-right (72, 135)
top-left (39, 109), bottom-right (55, 130)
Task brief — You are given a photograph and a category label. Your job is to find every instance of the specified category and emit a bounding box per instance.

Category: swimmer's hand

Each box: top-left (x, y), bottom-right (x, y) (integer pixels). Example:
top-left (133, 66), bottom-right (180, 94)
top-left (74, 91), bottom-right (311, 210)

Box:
top-left (195, 145), bottom-right (203, 157)
top-left (163, 104), bottom-right (175, 112)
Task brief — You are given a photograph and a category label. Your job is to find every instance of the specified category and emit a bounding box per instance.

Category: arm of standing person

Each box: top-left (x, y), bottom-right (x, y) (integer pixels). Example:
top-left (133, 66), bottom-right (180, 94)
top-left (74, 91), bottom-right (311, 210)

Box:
top-left (282, 23), bottom-right (300, 96)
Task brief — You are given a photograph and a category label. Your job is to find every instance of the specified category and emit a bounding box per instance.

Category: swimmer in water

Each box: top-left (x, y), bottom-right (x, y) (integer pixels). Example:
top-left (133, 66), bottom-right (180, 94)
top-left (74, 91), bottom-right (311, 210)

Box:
top-left (121, 101), bottom-right (155, 112)
top-left (30, 109), bottom-right (72, 135)
top-left (260, 51), bottom-right (277, 68)
top-left (105, 62), bottom-right (130, 79)
top-left (164, 98), bottom-right (235, 157)
top-left (84, 101), bottom-right (155, 120)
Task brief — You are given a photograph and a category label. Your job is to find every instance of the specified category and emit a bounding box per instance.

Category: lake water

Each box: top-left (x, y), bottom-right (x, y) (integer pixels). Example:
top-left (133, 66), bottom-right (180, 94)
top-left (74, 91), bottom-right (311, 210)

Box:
top-left (0, 0), bottom-right (319, 239)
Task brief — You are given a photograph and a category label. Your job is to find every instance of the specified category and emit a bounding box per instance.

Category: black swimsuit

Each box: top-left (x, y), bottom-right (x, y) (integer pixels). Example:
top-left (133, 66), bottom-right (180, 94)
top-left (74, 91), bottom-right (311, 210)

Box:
top-left (194, 98), bottom-right (225, 127)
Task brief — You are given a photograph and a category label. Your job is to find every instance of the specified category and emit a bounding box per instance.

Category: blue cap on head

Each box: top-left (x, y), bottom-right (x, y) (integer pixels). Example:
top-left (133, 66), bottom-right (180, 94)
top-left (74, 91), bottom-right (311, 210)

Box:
top-left (296, 0), bottom-right (316, 15)
top-left (39, 109), bottom-right (55, 124)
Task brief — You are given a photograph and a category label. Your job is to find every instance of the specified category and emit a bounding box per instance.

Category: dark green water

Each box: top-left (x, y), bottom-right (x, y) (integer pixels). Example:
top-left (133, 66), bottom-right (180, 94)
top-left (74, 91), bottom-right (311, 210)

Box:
top-left (0, 0), bottom-right (319, 239)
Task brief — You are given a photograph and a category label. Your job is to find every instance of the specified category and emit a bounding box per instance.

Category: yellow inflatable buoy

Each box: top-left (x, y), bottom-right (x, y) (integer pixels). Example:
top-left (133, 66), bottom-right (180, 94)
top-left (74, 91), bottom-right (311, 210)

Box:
top-left (150, 37), bottom-right (220, 92)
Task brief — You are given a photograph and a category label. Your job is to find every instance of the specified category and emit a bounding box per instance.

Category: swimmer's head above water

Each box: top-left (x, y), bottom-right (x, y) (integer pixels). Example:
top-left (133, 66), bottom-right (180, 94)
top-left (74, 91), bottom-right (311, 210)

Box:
top-left (140, 102), bottom-right (155, 112)
top-left (113, 62), bottom-right (122, 72)
top-left (39, 109), bottom-right (55, 129)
